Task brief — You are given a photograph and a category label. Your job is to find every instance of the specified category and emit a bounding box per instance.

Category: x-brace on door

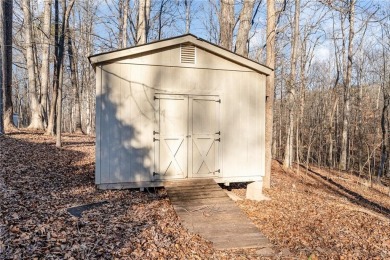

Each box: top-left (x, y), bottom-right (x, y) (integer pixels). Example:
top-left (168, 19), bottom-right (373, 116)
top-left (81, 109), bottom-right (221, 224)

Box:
top-left (153, 94), bottom-right (220, 180)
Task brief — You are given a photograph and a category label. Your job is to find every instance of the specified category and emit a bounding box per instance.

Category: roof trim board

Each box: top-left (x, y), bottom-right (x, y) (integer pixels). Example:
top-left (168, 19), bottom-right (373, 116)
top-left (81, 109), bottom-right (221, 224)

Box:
top-left (88, 34), bottom-right (273, 76)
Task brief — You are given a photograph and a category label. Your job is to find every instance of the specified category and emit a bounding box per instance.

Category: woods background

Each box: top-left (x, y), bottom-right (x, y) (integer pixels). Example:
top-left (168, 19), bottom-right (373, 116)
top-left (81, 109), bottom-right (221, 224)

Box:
top-left (1, 0), bottom-right (389, 181)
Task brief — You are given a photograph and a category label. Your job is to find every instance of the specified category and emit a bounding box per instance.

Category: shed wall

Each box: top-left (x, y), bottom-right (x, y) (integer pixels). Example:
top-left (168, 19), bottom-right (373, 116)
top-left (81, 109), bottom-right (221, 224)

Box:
top-left (96, 45), bottom-right (266, 186)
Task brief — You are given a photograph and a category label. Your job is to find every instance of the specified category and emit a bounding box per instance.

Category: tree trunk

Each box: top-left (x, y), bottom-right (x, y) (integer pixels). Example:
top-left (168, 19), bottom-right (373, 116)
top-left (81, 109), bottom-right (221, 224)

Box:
top-left (55, 0), bottom-right (75, 147)
top-left (122, 0), bottom-right (128, 48)
top-left (46, 0), bottom-right (74, 137)
top-left (137, 0), bottom-right (150, 44)
top-left (339, 0), bottom-right (355, 171)
top-left (40, 0), bottom-right (52, 127)
top-left (235, 0), bottom-right (254, 57)
top-left (157, 0), bottom-right (166, 40)
top-left (67, 23), bottom-right (82, 134)
top-left (56, 58), bottom-right (64, 147)
top-left (23, 0), bottom-right (44, 130)
top-left (264, 0), bottom-right (276, 188)
top-left (283, 0), bottom-right (300, 169)
top-left (119, 0), bottom-right (128, 48)
top-left (378, 94), bottom-right (389, 178)
top-left (378, 24), bottom-right (389, 178)
top-left (0, 42), bottom-right (4, 135)
top-left (185, 0), bottom-right (191, 33)
top-left (46, 0), bottom-right (59, 135)
top-left (0, 22), bottom-right (2, 134)
top-left (1, 0), bottom-right (15, 132)
top-left (219, 0), bottom-right (234, 50)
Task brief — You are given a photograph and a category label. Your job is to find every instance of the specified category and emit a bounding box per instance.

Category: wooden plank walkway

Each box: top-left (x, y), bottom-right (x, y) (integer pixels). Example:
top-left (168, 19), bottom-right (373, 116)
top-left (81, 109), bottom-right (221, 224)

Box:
top-left (164, 179), bottom-right (271, 250)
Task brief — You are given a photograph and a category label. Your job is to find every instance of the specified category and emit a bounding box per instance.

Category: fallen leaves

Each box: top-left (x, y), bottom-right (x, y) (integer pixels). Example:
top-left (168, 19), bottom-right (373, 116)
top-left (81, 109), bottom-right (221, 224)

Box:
top-left (0, 132), bottom-right (217, 259)
top-left (1, 131), bottom-right (389, 259)
top-left (235, 161), bottom-right (390, 258)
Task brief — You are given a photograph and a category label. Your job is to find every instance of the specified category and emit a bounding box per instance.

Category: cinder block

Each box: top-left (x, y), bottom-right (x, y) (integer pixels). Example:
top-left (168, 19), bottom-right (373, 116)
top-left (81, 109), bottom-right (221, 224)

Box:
top-left (246, 181), bottom-right (270, 201)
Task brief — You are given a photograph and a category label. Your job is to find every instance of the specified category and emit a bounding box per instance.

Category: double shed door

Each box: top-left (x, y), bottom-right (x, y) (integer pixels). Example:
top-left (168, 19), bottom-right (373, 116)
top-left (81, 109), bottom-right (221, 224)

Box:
top-left (154, 94), bottom-right (220, 180)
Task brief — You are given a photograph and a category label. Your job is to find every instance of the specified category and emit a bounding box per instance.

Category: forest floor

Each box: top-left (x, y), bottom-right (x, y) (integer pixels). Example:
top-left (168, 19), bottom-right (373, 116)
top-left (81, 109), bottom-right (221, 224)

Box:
top-left (1, 131), bottom-right (390, 259)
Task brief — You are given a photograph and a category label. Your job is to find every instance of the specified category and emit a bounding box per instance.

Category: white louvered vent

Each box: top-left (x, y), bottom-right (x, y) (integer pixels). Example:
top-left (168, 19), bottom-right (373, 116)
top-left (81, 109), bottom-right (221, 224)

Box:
top-left (180, 44), bottom-right (196, 64)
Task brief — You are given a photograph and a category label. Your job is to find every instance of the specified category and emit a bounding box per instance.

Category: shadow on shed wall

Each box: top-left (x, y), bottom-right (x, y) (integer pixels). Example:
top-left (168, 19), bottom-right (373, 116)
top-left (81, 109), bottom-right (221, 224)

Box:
top-left (97, 67), bottom-right (155, 184)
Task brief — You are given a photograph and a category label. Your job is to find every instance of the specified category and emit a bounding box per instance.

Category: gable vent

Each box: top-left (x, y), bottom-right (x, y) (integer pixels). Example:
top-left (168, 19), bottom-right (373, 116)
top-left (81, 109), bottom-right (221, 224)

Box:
top-left (180, 44), bottom-right (196, 64)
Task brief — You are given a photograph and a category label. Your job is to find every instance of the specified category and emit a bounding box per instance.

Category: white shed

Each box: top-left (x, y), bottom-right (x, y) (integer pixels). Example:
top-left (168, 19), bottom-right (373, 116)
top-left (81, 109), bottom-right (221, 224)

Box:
top-left (89, 34), bottom-right (272, 189)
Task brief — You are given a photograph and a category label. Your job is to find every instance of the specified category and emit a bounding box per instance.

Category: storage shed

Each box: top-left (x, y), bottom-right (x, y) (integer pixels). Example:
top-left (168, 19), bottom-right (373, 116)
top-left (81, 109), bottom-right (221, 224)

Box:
top-left (89, 34), bottom-right (272, 189)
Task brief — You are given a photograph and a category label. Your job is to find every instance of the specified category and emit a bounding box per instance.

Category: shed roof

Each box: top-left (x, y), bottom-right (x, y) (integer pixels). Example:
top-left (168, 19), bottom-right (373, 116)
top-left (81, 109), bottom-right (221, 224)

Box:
top-left (88, 34), bottom-right (273, 76)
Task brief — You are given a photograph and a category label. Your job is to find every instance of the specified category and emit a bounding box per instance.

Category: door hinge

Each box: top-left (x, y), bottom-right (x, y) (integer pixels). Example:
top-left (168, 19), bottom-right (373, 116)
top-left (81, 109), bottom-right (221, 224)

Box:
top-left (153, 138), bottom-right (159, 142)
top-left (215, 131), bottom-right (220, 135)
top-left (216, 99), bottom-right (221, 103)
top-left (154, 96), bottom-right (159, 100)
top-left (153, 172), bottom-right (160, 176)
top-left (153, 131), bottom-right (159, 135)
top-left (215, 138), bottom-right (221, 142)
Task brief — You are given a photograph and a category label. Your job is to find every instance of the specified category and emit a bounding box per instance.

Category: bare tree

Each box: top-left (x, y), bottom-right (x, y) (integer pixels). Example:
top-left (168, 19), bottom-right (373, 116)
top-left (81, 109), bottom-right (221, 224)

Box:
top-left (56, 0), bottom-right (75, 147)
top-left (46, 0), bottom-right (60, 135)
top-left (23, 0), bottom-right (44, 130)
top-left (119, 0), bottom-right (129, 48)
top-left (67, 15), bottom-right (82, 133)
top-left (1, 0), bottom-right (15, 132)
top-left (40, 0), bottom-right (52, 127)
top-left (378, 21), bottom-right (390, 178)
top-left (185, 0), bottom-right (191, 33)
top-left (339, 0), bottom-right (355, 170)
top-left (283, 0), bottom-right (300, 168)
top-left (219, 0), bottom-right (234, 50)
top-left (264, 0), bottom-right (276, 188)
top-left (235, 0), bottom-right (255, 56)
top-left (0, 49), bottom-right (2, 133)
top-left (137, 0), bottom-right (151, 44)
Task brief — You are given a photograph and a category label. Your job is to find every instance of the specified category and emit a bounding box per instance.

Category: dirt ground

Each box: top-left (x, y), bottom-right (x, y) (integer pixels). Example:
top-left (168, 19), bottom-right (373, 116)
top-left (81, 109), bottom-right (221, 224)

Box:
top-left (1, 132), bottom-right (389, 259)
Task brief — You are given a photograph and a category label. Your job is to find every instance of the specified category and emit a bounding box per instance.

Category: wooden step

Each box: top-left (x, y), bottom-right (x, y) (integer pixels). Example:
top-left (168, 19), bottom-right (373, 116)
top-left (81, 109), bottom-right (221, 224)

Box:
top-left (164, 178), bottom-right (272, 251)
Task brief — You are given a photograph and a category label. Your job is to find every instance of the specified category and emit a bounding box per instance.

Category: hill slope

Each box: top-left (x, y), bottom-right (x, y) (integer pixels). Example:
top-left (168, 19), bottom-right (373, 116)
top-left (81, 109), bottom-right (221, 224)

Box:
top-left (0, 132), bottom-right (389, 258)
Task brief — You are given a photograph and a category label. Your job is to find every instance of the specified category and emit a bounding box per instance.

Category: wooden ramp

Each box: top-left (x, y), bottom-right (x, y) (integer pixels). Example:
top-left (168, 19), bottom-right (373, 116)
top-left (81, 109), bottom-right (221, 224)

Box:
top-left (164, 179), bottom-right (271, 250)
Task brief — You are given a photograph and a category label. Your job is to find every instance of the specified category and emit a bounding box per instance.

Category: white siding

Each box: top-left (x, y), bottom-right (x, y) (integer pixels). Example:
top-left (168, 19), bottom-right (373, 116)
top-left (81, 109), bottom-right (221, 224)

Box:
top-left (96, 44), bottom-right (266, 186)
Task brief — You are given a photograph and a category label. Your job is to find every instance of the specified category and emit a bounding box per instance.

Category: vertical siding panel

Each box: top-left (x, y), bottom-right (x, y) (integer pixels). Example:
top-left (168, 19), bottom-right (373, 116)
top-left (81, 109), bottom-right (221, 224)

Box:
top-left (108, 64), bottom-right (122, 183)
top-left (255, 74), bottom-right (261, 174)
top-left (243, 73), bottom-right (250, 176)
top-left (135, 65), bottom-right (145, 182)
top-left (100, 65), bottom-right (110, 183)
top-left (128, 65), bottom-right (137, 182)
top-left (246, 72), bottom-right (259, 175)
top-left (95, 66), bottom-right (102, 184)
top-left (223, 71), bottom-right (240, 177)
top-left (259, 74), bottom-right (266, 176)
top-left (119, 63), bottom-right (132, 182)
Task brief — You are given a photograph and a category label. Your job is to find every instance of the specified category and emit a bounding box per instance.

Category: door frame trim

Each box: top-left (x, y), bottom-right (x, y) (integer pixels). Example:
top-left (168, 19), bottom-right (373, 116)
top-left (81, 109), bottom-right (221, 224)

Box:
top-left (153, 93), bottom-right (221, 180)
top-left (187, 95), bottom-right (220, 179)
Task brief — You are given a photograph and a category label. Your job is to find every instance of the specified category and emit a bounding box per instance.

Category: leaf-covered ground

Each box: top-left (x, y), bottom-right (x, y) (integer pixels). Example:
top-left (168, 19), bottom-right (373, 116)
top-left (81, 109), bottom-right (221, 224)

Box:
top-left (0, 132), bottom-right (389, 259)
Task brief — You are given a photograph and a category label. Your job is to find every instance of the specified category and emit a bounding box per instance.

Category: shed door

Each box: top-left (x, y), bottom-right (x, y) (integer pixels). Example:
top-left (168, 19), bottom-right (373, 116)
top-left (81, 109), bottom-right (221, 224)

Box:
top-left (154, 95), bottom-right (220, 180)
top-left (189, 96), bottom-right (220, 178)
top-left (155, 95), bottom-right (188, 179)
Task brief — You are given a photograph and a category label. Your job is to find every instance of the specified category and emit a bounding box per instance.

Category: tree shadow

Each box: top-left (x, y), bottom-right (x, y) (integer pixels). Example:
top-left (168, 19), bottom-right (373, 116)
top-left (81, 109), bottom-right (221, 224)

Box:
top-left (285, 162), bottom-right (390, 219)
top-left (0, 133), bottom-right (178, 258)
top-left (96, 68), bottom-right (155, 185)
